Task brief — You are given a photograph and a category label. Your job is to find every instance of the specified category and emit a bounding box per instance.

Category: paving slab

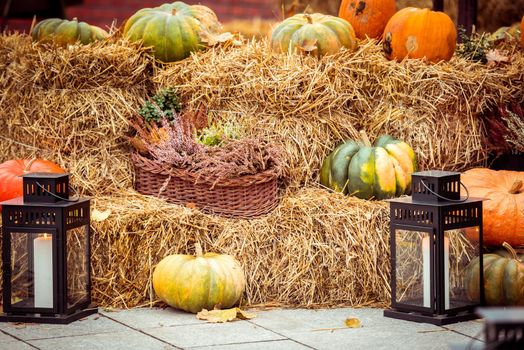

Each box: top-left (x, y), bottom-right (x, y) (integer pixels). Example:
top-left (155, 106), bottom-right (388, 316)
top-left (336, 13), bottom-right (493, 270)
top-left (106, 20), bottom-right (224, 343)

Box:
top-left (280, 326), bottom-right (482, 350)
top-left (249, 308), bottom-right (443, 333)
top-left (249, 308), bottom-right (485, 350)
top-left (101, 307), bottom-right (200, 329)
top-left (0, 313), bottom-right (128, 341)
top-left (28, 330), bottom-right (176, 350)
top-left (442, 320), bottom-right (485, 341)
top-left (191, 339), bottom-right (311, 350)
top-left (144, 320), bottom-right (285, 348)
top-left (0, 331), bottom-right (36, 350)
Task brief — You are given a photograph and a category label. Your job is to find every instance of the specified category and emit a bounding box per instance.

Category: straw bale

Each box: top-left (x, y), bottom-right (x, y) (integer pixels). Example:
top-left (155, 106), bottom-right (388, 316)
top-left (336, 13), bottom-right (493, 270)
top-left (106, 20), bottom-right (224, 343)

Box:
top-left (0, 34), bottom-right (155, 195)
top-left (90, 187), bottom-right (390, 308)
top-left (155, 39), bottom-right (523, 186)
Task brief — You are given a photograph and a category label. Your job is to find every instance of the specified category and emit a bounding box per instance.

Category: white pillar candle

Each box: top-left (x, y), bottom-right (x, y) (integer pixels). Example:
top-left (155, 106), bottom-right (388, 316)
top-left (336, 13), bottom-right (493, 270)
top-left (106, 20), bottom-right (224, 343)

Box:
top-left (422, 236), bottom-right (430, 307)
top-left (34, 234), bottom-right (53, 308)
top-left (422, 235), bottom-right (450, 308)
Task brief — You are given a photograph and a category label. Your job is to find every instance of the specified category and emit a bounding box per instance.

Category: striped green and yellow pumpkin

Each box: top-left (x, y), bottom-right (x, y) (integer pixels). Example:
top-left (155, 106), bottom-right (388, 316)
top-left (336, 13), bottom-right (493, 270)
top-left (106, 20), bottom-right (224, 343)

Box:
top-left (123, 1), bottom-right (222, 62)
top-left (465, 243), bottom-right (524, 306)
top-left (320, 131), bottom-right (417, 200)
top-left (271, 13), bottom-right (357, 57)
top-left (152, 243), bottom-right (246, 313)
top-left (31, 18), bottom-right (108, 46)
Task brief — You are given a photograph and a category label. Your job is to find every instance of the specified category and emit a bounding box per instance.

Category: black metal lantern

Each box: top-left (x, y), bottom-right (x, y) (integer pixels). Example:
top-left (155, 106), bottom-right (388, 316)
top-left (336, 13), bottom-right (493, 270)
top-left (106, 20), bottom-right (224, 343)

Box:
top-left (0, 173), bottom-right (97, 324)
top-left (384, 170), bottom-right (484, 325)
top-left (477, 307), bottom-right (524, 348)
top-left (433, 0), bottom-right (477, 34)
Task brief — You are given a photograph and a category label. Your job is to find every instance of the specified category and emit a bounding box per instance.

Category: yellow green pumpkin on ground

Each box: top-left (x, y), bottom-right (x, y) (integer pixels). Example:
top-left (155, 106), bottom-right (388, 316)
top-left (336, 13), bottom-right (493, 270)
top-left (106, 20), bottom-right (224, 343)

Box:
top-left (320, 131), bottom-right (417, 200)
top-left (271, 13), bottom-right (357, 57)
top-left (152, 243), bottom-right (246, 313)
top-left (465, 243), bottom-right (524, 306)
top-left (124, 1), bottom-right (222, 62)
top-left (31, 18), bottom-right (108, 46)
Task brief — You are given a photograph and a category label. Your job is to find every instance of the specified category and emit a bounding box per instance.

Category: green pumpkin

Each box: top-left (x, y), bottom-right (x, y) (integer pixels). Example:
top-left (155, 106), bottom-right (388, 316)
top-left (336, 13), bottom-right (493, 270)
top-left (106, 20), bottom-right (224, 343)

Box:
top-left (123, 1), bottom-right (222, 62)
top-left (320, 132), bottom-right (417, 199)
top-left (465, 243), bottom-right (524, 306)
top-left (31, 18), bottom-right (108, 46)
top-left (271, 13), bottom-right (357, 57)
top-left (153, 244), bottom-right (246, 313)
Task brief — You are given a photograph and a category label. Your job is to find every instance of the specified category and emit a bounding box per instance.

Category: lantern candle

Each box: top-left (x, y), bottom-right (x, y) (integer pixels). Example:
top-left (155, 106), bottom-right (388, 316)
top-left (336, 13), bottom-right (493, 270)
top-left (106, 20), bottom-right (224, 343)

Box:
top-left (422, 235), bottom-right (450, 309)
top-left (34, 234), bottom-right (53, 308)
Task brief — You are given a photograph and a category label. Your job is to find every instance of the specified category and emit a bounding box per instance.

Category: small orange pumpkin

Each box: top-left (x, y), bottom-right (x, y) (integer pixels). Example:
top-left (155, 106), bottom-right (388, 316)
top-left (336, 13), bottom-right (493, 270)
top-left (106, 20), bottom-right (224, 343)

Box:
top-left (338, 0), bottom-right (396, 39)
top-left (462, 168), bottom-right (524, 247)
top-left (382, 7), bottom-right (457, 63)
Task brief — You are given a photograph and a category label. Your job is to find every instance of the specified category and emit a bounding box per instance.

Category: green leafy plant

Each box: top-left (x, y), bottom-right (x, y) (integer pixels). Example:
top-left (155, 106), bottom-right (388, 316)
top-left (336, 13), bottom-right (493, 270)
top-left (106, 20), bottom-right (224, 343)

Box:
top-left (138, 88), bottom-right (182, 124)
top-left (196, 121), bottom-right (241, 147)
top-left (456, 27), bottom-right (492, 63)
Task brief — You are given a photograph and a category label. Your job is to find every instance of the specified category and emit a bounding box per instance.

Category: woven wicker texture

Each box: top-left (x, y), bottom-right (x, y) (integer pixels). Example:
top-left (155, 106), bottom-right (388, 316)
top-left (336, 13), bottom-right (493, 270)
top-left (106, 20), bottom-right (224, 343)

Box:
top-left (132, 153), bottom-right (279, 218)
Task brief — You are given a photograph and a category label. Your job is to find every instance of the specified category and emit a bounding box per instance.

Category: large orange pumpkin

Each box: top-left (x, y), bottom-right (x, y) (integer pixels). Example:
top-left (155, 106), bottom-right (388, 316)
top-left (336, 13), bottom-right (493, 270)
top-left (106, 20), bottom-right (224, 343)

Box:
top-left (0, 159), bottom-right (65, 207)
top-left (521, 15), bottom-right (524, 48)
top-left (462, 168), bottom-right (524, 247)
top-left (382, 7), bottom-right (457, 63)
top-left (338, 0), bottom-right (396, 39)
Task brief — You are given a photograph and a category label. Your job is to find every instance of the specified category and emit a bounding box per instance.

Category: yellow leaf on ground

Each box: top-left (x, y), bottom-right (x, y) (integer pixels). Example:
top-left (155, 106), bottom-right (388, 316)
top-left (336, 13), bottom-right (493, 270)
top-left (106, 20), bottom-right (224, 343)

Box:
top-left (237, 309), bottom-right (257, 320)
top-left (196, 308), bottom-right (256, 323)
top-left (345, 317), bottom-right (362, 328)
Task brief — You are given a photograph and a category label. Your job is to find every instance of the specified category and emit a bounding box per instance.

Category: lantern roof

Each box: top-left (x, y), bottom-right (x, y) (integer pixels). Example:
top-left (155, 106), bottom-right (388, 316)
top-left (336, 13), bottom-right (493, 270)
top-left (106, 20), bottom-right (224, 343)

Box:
top-left (0, 196), bottom-right (89, 207)
top-left (388, 196), bottom-right (484, 206)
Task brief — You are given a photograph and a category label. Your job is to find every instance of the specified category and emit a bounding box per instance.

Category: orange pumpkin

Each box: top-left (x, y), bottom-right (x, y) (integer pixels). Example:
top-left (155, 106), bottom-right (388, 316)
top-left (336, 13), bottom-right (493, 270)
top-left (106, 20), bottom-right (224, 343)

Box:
top-left (462, 168), bottom-right (524, 247)
top-left (382, 7), bottom-right (457, 63)
top-left (521, 15), bottom-right (524, 48)
top-left (338, 0), bottom-right (396, 39)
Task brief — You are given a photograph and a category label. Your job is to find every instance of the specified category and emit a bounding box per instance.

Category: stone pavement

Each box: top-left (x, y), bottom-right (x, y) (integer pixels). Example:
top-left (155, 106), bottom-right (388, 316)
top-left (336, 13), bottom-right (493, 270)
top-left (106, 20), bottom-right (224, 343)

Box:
top-left (0, 307), bottom-right (485, 350)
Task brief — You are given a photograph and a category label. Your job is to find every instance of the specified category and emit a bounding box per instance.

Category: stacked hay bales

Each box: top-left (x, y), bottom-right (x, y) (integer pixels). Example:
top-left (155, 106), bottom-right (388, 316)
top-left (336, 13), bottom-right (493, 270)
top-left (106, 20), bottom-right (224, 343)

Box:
top-left (1, 32), bottom-right (523, 308)
top-left (156, 39), bottom-right (524, 188)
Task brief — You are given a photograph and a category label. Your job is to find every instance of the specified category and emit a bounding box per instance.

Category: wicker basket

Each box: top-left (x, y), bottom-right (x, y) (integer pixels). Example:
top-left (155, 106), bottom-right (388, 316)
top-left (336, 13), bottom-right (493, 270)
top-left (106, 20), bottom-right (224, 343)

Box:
top-left (131, 152), bottom-right (280, 218)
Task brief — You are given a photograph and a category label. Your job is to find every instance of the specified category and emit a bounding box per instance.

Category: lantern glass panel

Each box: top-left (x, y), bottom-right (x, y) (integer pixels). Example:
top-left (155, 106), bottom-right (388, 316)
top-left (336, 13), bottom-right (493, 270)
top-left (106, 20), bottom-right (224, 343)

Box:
top-left (10, 231), bottom-right (54, 309)
top-left (446, 227), bottom-right (480, 309)
top-left (395, 229), bottom-right (430, 308)
top-left (66, 225), bottom-right (89, 310)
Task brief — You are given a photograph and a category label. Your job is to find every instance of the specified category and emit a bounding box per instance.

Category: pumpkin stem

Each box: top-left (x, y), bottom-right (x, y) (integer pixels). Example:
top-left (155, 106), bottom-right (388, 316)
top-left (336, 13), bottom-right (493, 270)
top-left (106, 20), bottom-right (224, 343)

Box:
top-left (23, 158), bottom-right (38, 173)
top-left (502, 241), bottom-right (521, 262)
top-left (509, 180), bottom-right (523, 194)
top-left (304, 14), bottom-right (313, 24)
top-left (195, 242), bottom-right (203, 257)
top-left (171, 9), bottom-right (177, 16)
top-left (359, 130), bottom-right (372, 147)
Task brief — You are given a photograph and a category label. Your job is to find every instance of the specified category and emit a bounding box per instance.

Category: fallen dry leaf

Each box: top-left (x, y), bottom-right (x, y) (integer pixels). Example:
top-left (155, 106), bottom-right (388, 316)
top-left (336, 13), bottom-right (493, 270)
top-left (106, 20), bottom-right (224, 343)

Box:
top-left (345, 317), bottom-right (362, 328)
top-left (298, 38), bottom-right (318, 53)
top-left (486, 49), bottom-right (510, 67)
top-left (311, 317), bottom-right (362, 332)
top-left (199, 30), bottom-right (235, 46)
top-left (91, 209), bottom-right (111, 222)
top-left (196, 308), bottom-right (256, 323)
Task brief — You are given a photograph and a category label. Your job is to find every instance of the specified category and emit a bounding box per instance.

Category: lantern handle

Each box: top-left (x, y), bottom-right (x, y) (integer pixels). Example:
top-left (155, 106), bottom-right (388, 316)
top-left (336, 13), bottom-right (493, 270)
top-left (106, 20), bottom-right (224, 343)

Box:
top-left (35, 181), bottom-right (80, 202)
top-left (420, 180), bottom-right (470, 203)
